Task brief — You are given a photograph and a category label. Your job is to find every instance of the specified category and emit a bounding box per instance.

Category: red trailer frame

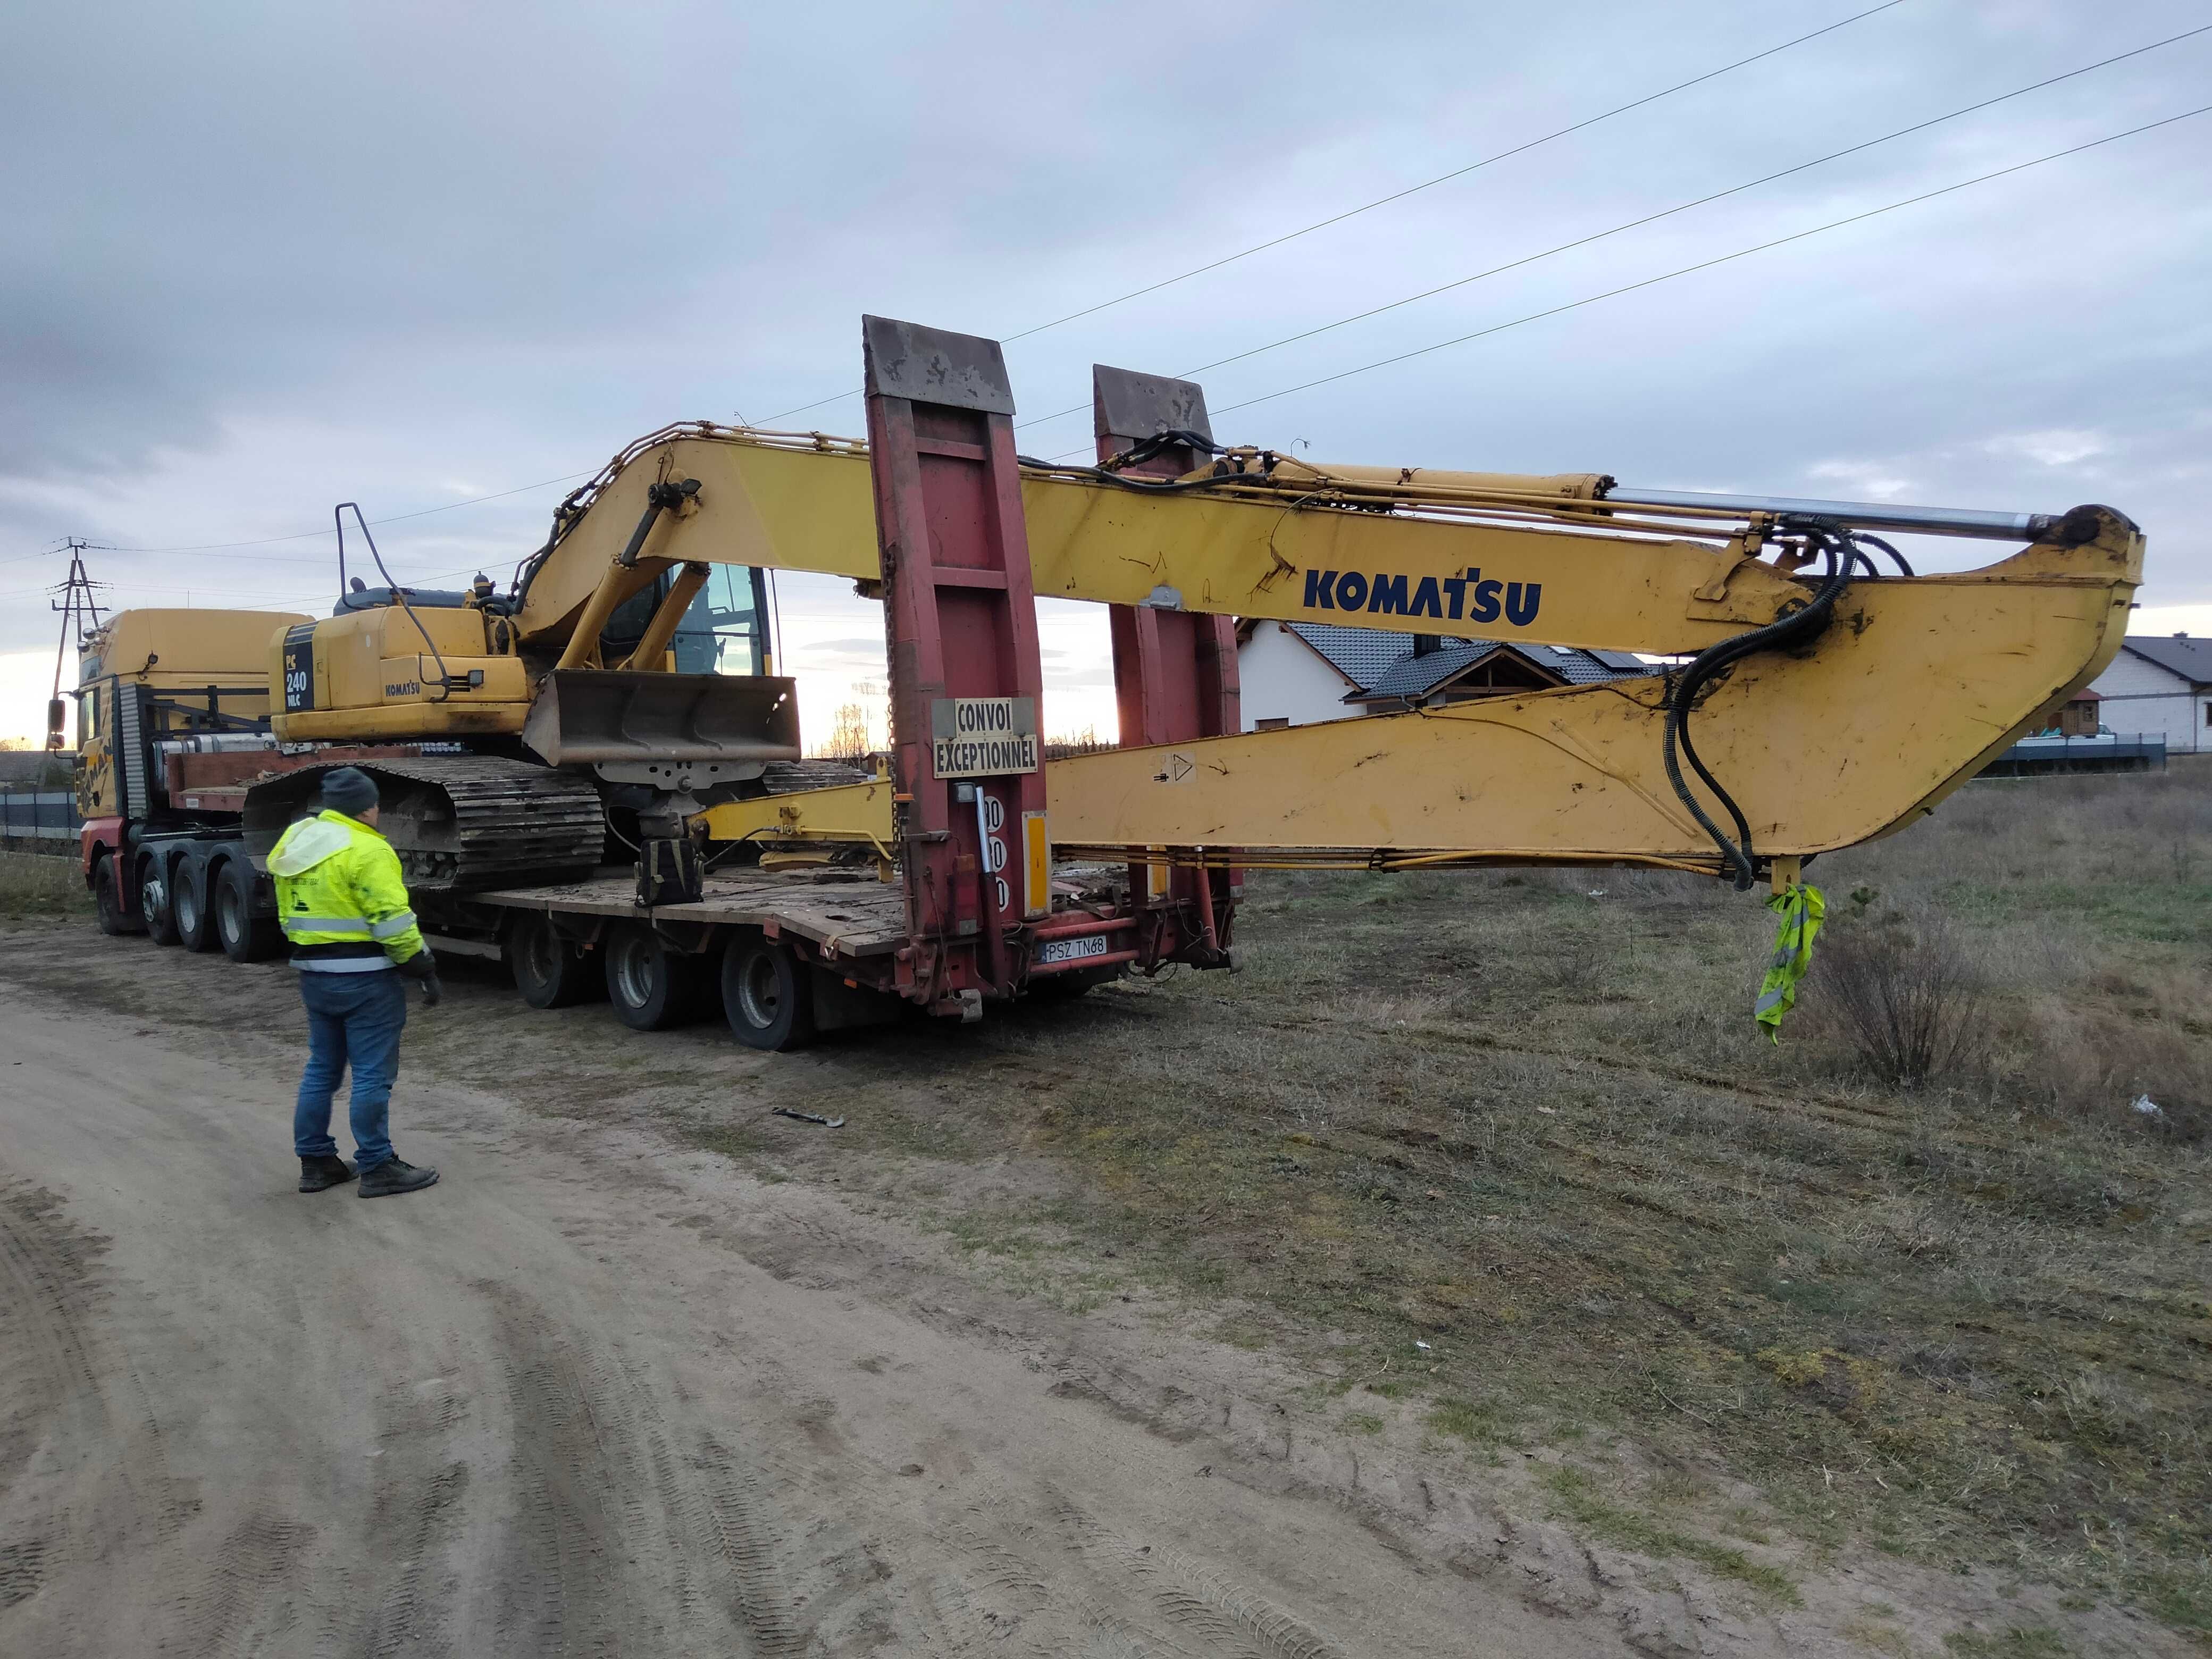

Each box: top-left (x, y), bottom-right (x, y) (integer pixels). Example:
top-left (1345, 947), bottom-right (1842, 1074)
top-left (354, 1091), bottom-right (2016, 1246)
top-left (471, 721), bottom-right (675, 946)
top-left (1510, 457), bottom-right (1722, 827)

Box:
top-left (69, 316), bottom-right (1239, 1046)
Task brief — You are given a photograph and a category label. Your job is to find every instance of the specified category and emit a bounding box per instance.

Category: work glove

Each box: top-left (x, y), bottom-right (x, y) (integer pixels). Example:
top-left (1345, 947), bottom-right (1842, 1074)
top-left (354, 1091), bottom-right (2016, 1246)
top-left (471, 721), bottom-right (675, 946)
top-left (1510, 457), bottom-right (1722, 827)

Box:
top-left (396, 950), bottom-right (443, 1006)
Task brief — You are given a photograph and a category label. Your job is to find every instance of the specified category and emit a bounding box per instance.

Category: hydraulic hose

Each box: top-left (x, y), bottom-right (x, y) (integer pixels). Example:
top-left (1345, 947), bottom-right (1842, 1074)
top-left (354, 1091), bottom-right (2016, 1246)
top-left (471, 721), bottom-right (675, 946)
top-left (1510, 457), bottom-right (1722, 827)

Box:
top-left (1017, 455), bottom-right (1249, 495)
top-left (1018, 427), bottom-right (1250, 494)
top-left (1853, 531), bottom-right (1914, 576)
top-left (1662, 530), bottom-right (1856, 889)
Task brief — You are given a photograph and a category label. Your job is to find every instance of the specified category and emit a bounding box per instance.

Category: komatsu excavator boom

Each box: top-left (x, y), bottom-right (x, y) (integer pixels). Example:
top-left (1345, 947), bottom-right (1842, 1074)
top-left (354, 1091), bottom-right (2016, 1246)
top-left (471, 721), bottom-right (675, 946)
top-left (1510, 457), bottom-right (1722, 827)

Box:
top-left (489, 323), bottom-right (2138, 891)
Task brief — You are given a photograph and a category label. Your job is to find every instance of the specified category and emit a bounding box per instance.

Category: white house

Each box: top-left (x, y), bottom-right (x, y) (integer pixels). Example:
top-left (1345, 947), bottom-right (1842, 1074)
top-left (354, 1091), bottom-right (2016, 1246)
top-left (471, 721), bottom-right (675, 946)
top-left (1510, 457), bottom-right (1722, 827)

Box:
top-left (2088, 635), bottom-right (2212, 755)
top-left (1236, 622), bottom-right (1399, 728)
top-left (1235, 620), bottom-right (1648, 730)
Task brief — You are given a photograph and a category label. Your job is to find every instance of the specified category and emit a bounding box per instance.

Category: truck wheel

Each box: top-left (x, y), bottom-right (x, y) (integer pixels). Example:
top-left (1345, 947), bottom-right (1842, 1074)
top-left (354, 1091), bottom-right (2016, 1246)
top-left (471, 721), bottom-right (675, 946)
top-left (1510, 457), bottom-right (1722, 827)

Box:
top-left (94, 858), bottom-right (144, 937)
top-left (139, 852), bottom-right (180, 946)
top-left (508, 912), bottom-right (597, 1009)
top-left (721, 934), bottom-right (816, 1051)
top-left (604, 924), bottom-right (708, 1031)
top-left (174, 864), bottom-right (217, 953)
top-left (215, 861), bottom-right (282, 963)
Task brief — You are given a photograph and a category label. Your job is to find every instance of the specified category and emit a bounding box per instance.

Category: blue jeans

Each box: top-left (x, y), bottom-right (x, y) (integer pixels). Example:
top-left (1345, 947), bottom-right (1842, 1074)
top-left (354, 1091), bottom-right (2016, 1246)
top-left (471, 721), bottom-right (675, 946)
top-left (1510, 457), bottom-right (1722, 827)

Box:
top-left (294, 969), bottom-right (407, 1170)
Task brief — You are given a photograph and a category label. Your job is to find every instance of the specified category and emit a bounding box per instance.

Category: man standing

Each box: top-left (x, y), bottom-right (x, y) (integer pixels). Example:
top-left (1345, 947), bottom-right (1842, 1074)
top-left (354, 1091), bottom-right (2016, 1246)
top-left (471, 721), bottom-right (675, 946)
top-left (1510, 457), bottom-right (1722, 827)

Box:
top-left (267, 766), bottom-right (442, 1197)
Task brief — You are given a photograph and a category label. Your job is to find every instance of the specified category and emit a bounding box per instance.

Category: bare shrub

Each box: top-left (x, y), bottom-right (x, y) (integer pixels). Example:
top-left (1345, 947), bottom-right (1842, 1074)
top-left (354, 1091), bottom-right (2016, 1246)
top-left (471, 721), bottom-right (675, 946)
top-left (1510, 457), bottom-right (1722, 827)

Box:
top-left (1998, 1002), bottom-right (2212, 1145)
top-left (0, 850), bottom-right (88, 920)
top-left (1810, 906), bottom-right (1986, 1087)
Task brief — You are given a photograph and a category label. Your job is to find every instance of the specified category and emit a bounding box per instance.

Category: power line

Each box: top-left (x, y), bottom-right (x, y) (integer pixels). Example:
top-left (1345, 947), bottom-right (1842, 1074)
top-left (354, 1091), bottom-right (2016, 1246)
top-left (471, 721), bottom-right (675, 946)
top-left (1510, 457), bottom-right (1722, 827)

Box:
top-left (0, 540), bottom-right (84, 570)
top-left (1011, 23), bottom-right (2212, 435)
top-left (89, 470), bottom-right (592, 555)
top-left (1178, 106), bottom-right (2211, 426)
top-left (11, 101), bottom-right (2188, 601)
top-left (2, 468), bottom-right (590, 599)
top-left (23, 106), bottom-right (2168, 617)
top-left (754, 0), bottom-right (1910, 424)
top-left (4, 6), bottom-right (1912, 569)
top-left (0, 69), bottom-right (2183, 648)
top-left (1004, 1), bottom-right (1913, 341)
top-left (0, 557), bottom-right (498, 609)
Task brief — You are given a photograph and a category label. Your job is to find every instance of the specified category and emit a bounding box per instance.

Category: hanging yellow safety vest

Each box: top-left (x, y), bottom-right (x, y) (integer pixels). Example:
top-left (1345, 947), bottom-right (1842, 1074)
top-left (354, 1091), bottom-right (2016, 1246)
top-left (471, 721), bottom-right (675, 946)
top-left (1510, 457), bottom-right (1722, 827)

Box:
top-left (1754, 882), bottom-right (1824, 1042)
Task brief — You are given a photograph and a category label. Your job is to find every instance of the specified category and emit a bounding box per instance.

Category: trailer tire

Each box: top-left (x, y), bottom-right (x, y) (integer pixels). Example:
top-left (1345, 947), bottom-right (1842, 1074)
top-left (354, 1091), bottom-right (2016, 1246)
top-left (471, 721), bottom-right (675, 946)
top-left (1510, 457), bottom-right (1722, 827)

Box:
top-left (721, 934), bottom-right (816, 1052)
top-left (604, 924), bottom-right (709, 1031)
top-left (174, 863), bottom-right (217, 953)
top-left (508, 912), bottom-right (598, 1009)
top-left (215, 860), bottom-right (282, 963)
top-left (139, 851), bottom-right (181, 946)
top-left (94, 857), bottom-right (143, 937)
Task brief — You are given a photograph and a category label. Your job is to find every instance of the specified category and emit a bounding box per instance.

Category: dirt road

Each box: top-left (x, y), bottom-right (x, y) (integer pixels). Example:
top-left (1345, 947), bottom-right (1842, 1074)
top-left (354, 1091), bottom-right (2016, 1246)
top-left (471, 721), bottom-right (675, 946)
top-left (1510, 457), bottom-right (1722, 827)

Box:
top-left (0, 986), bottom-right (1630, 1657)
top-left (1, 922), bottom-right (2179, 1657)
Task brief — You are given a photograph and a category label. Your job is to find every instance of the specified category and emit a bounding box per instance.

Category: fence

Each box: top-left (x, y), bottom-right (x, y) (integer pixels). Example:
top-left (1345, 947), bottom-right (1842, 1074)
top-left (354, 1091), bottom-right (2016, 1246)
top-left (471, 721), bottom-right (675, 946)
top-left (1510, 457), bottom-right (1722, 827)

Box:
top-left (0, 790), bottom-right (81, 845)
top-left (1981, 734), bottom-right (2168, 778)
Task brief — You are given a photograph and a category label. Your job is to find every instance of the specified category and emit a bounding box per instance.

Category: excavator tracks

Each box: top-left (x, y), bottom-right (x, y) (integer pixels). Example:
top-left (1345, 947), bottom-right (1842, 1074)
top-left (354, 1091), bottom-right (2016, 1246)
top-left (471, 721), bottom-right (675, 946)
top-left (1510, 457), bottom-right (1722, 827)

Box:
top-left (243, 758), bottom-right (865, 896)
top-left (316, 757), bottom-right (605, 892)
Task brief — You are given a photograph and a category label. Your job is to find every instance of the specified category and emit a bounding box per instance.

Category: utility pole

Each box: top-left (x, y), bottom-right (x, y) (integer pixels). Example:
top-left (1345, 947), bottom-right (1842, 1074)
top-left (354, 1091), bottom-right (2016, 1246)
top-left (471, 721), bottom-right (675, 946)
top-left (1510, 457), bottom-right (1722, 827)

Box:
top-left (46, 539), bottom-right (107, 750)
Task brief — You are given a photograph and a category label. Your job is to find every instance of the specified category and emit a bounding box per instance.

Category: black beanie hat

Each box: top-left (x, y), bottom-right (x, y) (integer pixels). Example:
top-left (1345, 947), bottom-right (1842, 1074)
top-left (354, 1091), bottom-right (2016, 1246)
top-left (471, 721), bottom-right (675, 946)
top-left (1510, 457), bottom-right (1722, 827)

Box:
top-left (319, 767), bottom-right (379, 817)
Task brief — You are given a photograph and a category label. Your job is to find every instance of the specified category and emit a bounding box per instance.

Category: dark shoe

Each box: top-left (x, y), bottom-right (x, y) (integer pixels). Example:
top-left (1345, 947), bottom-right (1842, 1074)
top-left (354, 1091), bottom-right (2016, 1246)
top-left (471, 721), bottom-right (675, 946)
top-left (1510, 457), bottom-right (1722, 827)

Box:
top-left (357, 1158), bottom-right (440, 1199)
top-left (298, 1154), bottom-right (357, 1193)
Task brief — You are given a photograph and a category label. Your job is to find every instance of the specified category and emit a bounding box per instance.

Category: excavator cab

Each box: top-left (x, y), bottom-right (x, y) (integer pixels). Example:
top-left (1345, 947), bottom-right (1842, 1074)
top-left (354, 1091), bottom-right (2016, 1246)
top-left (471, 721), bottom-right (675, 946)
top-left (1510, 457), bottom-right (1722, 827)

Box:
top-left (596, 563), bottom-right (772, 678)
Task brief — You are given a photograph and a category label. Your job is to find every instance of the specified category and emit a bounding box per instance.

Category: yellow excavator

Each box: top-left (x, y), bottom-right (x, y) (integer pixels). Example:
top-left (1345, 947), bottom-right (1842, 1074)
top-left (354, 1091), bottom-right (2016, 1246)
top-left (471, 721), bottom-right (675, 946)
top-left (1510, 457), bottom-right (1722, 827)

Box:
top-left (82, 316), bottom-right (2139, 1043)
top-left (252, 325), bottom-right (2138, 897)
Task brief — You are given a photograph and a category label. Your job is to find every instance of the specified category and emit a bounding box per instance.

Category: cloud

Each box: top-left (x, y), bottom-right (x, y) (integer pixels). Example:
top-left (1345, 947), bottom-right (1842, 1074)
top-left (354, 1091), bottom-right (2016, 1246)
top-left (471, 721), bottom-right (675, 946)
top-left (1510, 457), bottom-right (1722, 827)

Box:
top-left (1805, 462), bottom-right (1914, 502)
top-left (3, 0), bottom-right (2208, 751)
top-left (1980, 429), bottom-right (2108, 468)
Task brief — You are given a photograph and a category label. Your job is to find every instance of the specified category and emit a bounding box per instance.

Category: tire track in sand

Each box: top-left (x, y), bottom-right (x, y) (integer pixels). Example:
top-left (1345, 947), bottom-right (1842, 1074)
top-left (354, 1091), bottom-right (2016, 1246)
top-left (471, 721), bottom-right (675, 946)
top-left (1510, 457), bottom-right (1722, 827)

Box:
top-left (488, 1295), bottom-right (645, 1654)
top-left (0, 1177), bottom-right (196, 1639)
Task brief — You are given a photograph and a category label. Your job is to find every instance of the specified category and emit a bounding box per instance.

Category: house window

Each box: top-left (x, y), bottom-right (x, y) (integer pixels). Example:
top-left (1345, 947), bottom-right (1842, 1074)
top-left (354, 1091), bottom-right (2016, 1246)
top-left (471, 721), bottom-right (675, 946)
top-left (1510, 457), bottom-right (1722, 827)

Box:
top-left (2203, 703), bottom-right (2211, 728)
top-left (1255, 717), bottom-right (1291, 732)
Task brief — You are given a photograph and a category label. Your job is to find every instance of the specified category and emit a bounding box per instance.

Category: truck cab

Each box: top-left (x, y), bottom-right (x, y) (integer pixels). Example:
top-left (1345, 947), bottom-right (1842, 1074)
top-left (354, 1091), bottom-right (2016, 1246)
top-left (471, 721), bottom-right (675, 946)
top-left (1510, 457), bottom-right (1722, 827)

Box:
top-left (76, 608), bottom-right (307, 946)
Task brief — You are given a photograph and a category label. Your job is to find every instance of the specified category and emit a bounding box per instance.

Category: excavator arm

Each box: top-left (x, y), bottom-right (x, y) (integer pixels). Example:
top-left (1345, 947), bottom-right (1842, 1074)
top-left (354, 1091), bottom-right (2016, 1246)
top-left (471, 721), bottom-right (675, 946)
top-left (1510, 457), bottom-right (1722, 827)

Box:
top-left (508, 370), bottom-right (2140, 885)
top-left (515, 427), bottom-right (1831, 656)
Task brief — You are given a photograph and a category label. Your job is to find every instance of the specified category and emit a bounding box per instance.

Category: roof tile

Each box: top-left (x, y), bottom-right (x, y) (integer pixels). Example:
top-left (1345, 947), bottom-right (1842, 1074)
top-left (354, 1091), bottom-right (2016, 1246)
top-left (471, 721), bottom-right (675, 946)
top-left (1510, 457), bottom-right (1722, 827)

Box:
top-left (2122, 635), bottom-right (2212, 685)
top-left (1285, 622), bottom-right (1655, 701)
top-left (1286, 622), bottom-right (1418, 688)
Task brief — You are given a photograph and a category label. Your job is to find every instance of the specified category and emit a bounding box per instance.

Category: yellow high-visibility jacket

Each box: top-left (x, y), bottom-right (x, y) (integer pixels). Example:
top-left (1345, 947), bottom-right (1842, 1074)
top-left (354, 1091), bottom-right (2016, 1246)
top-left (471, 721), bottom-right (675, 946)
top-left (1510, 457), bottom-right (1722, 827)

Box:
top-left (266, 809), bottom-right (426, 971)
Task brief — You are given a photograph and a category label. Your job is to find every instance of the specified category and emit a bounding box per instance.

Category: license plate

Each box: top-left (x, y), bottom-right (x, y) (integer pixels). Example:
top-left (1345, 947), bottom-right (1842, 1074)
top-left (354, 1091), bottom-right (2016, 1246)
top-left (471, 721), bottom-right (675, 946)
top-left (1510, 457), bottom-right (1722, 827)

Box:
top-left (1036, 933), bottom-right (1110, 966)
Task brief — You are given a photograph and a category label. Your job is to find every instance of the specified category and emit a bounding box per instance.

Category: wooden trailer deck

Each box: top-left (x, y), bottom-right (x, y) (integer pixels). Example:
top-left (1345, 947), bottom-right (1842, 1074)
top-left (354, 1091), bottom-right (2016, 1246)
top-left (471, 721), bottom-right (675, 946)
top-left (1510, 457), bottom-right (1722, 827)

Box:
top-left (462, 863), bottom-right (1124, 963)
top-left (470, 867), bottom-right (912, 957)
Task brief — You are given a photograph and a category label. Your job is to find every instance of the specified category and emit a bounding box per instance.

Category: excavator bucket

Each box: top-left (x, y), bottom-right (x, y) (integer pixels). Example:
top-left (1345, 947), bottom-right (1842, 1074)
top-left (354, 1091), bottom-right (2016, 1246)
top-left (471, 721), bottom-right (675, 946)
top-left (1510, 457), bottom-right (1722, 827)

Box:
top-left (521, 669), bottom-right (803, 768)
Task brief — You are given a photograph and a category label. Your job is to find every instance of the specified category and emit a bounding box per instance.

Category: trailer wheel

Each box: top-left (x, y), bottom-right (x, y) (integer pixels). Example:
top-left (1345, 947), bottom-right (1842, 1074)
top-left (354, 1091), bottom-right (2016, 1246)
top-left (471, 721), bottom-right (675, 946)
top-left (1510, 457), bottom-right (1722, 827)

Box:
top-left (94, 857), bottom-right (143, 937)
top-left (508, 912), bottom-right (597, 1009)
top-left (604, 924), bottom-right (709, 1031)
top-left (138, 851), bottom-right (180, 946)
top-left (174, 864), bottom-right (217, 953)
top-left (215, 861), bottom-right (282, 963)
top-left (721, 934), bottom-right (816, 1052)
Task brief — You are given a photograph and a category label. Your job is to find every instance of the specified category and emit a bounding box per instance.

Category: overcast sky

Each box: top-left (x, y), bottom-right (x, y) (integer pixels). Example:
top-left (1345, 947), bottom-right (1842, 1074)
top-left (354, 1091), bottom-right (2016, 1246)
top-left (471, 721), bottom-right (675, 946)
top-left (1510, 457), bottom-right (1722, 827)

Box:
top-left (3, 0), bottom-right (2207, 744)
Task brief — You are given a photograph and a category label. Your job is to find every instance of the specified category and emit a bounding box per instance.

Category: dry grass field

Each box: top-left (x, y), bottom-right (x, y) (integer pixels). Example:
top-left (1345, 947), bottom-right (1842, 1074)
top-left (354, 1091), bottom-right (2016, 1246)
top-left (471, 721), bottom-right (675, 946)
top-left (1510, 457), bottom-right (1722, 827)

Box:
top-left (4, 764), bottom-right (2206, 1645)
top-left (0, 846), bottom-right (83, 919)
top-left (751, 766), bottom-right (2212, 1639)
